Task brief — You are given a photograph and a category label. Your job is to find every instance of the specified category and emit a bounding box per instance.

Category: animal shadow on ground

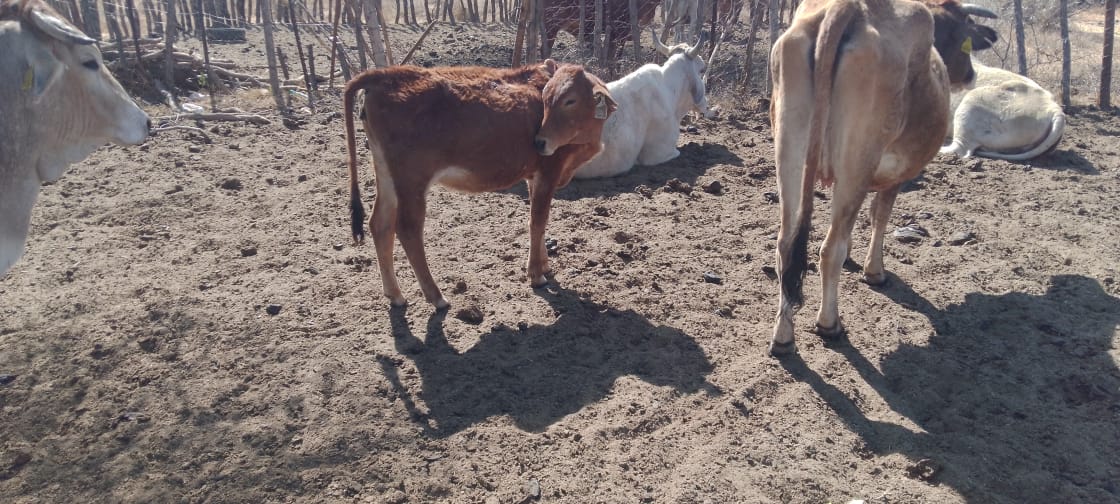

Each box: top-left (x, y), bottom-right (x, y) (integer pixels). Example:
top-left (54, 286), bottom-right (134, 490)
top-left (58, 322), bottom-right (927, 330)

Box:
top-left (500, 141), bottom-right (742, 202)
top-left (560, 141), bottom-right (744, 200)
top-left (380, 284), bottom-right (717, 437)
top-left (1022, 148), bottom-right (1098, 174)
top-left (782, 274), bottom-right (1120, 502)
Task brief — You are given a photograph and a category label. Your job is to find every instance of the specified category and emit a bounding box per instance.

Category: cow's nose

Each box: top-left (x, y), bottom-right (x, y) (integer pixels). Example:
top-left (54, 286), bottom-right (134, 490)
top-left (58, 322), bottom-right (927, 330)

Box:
top-left (533, 137), bottom-right (547, 154)
top-left (146, 118), bottom-right (152, 131)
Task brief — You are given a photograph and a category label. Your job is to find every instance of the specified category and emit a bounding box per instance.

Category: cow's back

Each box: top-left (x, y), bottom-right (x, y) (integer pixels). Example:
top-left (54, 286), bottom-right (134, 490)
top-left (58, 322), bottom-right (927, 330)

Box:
top-left (359, 65), bottom-right (549, 192)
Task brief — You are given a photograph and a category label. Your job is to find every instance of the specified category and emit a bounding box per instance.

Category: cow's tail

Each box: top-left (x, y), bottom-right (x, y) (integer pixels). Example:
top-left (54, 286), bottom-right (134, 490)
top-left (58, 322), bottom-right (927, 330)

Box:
top-left (783, 0), bottom-right (861, 307)
top-left (975, 112), bottom-right (1066, 161)
top-left (344, 75), bottom-right (368, 244)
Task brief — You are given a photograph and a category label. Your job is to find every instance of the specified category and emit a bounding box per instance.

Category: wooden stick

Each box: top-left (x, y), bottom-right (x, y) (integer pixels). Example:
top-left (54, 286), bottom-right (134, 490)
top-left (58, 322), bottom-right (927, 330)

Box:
top-left (399, 19), bottom-right (436, 66)
top-left (151, 125), bottom-right (213, 142)
top-left (289, 0), bottom-right (316, 110)
top-left (155, 112), bottom-right (272, 124)
top-left (328, 0), bottom-right (343, 87)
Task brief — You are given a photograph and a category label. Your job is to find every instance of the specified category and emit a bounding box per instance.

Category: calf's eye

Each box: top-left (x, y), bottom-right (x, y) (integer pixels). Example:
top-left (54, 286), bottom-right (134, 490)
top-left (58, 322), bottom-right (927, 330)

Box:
top-left (564, 98), bottom-right (576, 106)
top-left (82, 60), bottom-right (99, 70)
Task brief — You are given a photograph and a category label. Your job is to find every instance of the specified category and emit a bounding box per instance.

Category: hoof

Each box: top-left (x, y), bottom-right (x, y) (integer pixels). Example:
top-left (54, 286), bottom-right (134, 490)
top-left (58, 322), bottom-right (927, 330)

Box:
top-left (861, 272), bottom-right (888, 287)
top-left (388, 296), bottom-right (408, 308)
top-left (432, 297), bottom-right (451, 310)
top-left (768, 339), bottom-right (798, 356)
top-left (530, 275), bottom-right (549, 288)
top-left (815, 321), bottom-right (846, 340)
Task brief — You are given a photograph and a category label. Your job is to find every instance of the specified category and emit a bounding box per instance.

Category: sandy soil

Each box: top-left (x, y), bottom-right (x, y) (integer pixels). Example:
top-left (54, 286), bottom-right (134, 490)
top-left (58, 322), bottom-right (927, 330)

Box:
top-left (2, 21), bottom-right (1119, 504)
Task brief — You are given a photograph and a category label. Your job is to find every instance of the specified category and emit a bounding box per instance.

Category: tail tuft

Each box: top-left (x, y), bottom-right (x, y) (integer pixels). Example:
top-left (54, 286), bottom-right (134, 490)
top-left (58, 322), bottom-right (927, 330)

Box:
top-left (350, 191), bottom-right (366, 244)
top-left (781, 221), bottom-right (811, 308)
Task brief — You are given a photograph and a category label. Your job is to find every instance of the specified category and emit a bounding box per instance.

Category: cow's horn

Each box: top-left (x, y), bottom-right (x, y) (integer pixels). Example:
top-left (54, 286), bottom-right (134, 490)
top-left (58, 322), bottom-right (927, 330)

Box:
top-left (29, 9), bottom-right (96, 45)
top-left (687, 32), bottom-right (706, 58)
top-left (959, 3), bottom-right (998, 18)
top-left (650, 26), bottom-right (671, 57)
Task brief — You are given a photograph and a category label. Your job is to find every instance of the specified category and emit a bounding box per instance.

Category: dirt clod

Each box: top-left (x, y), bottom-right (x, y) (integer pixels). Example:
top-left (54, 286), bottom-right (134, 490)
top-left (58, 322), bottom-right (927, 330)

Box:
top-left (455, 306), bottom-right (484, 325)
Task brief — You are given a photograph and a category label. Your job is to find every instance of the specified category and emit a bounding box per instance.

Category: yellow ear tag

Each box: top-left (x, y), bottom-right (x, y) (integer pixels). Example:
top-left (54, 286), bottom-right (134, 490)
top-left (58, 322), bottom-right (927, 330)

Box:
top-left (961, 36), bottom-right (973, 55)
top-left (22, 67), bottom-right (33, 92)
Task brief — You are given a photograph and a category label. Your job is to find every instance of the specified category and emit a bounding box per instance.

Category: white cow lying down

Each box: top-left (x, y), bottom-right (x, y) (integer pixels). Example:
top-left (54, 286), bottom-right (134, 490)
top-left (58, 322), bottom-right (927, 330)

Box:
top-left (940, 58), bottom-right (1065, 161)
top-left (0, 0), bottom-right (150, 275)
top-left (572, 29), bottom-right (713, 179)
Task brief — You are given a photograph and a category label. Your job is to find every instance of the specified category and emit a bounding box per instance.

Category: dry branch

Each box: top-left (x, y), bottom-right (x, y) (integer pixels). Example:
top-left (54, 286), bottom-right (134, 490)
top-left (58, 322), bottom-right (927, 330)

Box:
top-left (156, 112), bottom-right (273, 124)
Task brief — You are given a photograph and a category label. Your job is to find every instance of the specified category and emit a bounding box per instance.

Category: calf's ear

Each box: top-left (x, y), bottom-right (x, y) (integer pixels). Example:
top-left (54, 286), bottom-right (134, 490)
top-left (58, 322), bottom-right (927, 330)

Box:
top-left (541, 58), bottom-right (558, 75)
top-left (593, 85), bottom-right (617, 119)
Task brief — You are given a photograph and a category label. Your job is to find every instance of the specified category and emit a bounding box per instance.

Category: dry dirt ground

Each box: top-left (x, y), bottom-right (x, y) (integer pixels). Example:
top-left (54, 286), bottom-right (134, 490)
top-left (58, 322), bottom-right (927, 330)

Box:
top-left (2, 22), bottom-right (1120, 504)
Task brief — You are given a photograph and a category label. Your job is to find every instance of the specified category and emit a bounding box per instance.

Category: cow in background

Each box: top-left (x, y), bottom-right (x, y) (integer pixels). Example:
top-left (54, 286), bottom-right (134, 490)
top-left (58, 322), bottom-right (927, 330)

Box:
top-left (941, 57), bottom-right (1065, 161)
top-left (768, 0), bottom-right (997, 354)
top-left (0, 0), bottom-right (150, 276)
top-left (344, 60), bottom-right (616, 309)
top-left (574, 29), bottom-right (713, 179)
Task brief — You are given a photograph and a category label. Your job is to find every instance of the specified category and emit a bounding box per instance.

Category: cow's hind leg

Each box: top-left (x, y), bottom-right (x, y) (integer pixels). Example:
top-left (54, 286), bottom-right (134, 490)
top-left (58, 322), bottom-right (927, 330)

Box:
top-left (395, 187), bottom-right (450, 309)
top-left (815, 180), bottom-right (866, 339)
top-left (769, 30), bottom-right (814, 355)
top-left (862, 185), bottom-right (900, 286)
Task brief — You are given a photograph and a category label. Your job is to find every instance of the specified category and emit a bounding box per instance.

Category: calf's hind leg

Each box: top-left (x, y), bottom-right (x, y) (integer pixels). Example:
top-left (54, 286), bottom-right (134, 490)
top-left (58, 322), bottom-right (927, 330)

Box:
top-left (395, 186), bottom-right (450, 309)
top-left (371, 171), bottom-right (406, 306)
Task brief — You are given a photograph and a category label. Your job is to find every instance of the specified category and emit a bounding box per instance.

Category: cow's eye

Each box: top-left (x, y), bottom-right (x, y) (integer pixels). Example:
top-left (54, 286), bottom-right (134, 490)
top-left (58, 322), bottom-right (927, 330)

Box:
top-left (564, 98), bottom-right (576, 106)
top-left (82, 60), bottom-right (99, 70)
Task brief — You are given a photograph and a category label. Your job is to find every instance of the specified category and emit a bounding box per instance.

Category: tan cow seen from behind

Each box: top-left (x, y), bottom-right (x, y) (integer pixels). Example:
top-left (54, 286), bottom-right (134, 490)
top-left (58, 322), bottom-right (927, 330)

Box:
top-left (768, 0), bottom-right (997, 354)
top-left (344, 60), bottom-right (616, 309)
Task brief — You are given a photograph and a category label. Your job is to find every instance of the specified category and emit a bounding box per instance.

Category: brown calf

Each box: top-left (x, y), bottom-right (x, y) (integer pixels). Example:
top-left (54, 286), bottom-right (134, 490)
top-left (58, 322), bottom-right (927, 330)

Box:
top-left (768, 0), bottom-right (996, 354)
top-left (344, 60), bottom-right (616, 309)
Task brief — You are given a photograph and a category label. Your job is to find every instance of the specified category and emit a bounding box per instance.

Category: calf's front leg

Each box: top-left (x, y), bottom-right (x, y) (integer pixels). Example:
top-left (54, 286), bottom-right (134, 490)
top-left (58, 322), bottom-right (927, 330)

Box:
top-left (526, 172), bottom-right (560, 287)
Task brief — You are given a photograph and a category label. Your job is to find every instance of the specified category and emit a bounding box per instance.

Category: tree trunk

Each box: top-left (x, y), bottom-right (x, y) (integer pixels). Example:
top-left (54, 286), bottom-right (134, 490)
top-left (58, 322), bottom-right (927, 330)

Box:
top-left (329, 0), bottom-right (343, 87)
top-left (79, 0), bottom-right (100, 38)
top-left (628, 0), bottom-right (638, 63)
top-left (364, 0), bottom-right (390, 67)
top-left (512, 0), bottom-right (528, 66)
top-left (260, 0), bottom-right (286, 111)
top-left (577, 0), bottom-right (585, 56)
top-left (1012, 0), bottom-right (1027, 76)
top-left (125, 0), bottom-right (142, 65)
top-left (289, 0), bottom-right (315, 110)
top-left (1059, 0), bottom-right (1071, 106)
top-left (766, 0), bottom-right (778, 94)
top-left (593, 0), bottom-right (602, 62)
top-left (165, 0), bottom-right (178, 87)
top-left (374, 0), bottom-right (395, 64)
top-left (741, 0), bottom-right (763, 92)
top-left (526, 0), bottom-right (539, 63)
top-left (1102, 0), bottom-right (1116, 108)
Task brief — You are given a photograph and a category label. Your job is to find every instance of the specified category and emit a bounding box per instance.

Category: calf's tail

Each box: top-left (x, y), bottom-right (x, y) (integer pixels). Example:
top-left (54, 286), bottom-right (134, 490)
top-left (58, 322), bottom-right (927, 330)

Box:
top-left (343, 76), bottom-right (367, 244)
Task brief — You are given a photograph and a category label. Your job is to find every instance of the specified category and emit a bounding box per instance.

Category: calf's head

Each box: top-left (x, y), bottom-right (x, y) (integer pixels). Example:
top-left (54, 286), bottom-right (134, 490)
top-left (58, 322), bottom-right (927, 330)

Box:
top-left (15, 0), bottom-right (150, 147)
top-left (535, 64), bottom-right (617, 156)
top-left (929, 0), bottom-right (998, 87)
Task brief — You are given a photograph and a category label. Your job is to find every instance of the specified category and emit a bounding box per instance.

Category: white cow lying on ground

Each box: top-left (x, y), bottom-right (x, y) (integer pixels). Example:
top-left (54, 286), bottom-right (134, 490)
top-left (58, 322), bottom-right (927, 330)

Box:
top-left (940, 58), bottom-right (1065, 160)
top-left (572, 29), bottom-right (713, 179)
top-left (0, 0), bottom-right (150, 275)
